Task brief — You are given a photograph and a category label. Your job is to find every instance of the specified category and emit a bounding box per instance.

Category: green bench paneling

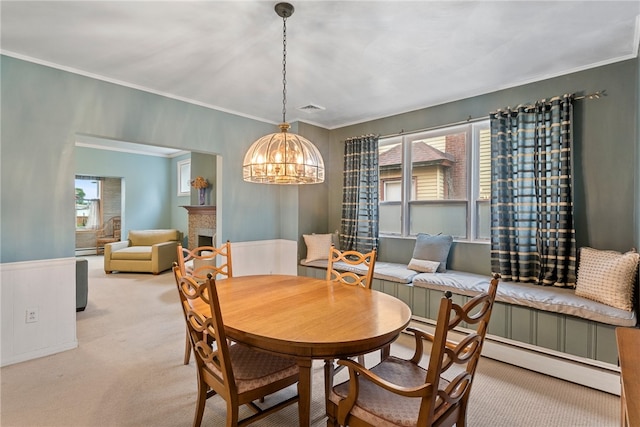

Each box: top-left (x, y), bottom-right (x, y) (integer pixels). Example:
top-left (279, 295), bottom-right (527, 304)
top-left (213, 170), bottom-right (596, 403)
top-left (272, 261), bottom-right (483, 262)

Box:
top-left (298, 265), bottom-right (620, 365)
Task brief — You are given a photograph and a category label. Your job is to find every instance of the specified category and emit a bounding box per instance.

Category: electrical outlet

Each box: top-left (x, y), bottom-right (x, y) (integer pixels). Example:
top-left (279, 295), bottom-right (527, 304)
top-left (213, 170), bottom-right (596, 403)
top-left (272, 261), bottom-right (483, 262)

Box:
top-left (26, 307), bottom-right (39, 323)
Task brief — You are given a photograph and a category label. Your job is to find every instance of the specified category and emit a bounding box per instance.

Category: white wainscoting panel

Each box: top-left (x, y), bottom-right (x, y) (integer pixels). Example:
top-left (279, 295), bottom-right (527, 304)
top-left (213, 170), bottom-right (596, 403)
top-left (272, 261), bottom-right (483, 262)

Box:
top-left (231, 239), bottom-right (297, 277)
top-left (1, 258), bottom-right (78, 367)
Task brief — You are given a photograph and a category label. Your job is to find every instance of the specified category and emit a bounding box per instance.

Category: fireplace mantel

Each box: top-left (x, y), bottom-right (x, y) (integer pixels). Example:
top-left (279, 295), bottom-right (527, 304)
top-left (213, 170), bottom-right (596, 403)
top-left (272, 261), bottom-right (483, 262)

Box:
top-left (182, 206), bottom-right (216, 249)
top-left (181, 205), bottom-right (216, 215)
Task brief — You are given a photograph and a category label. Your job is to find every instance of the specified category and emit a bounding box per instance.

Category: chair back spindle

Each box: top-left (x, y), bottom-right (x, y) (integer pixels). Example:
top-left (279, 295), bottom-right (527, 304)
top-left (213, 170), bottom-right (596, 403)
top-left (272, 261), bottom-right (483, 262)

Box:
top-left (177, 241), bottom-right (233, 281)
top-left (326, 246), bottom-right (377, 288)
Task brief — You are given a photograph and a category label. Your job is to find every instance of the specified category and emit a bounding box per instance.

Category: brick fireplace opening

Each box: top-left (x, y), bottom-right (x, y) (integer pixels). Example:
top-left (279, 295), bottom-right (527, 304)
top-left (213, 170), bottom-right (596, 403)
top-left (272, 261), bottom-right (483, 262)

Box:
top-left (182, 206), bottom-right (216, 249)
top-left (198, 234), bottom-right (213, 247)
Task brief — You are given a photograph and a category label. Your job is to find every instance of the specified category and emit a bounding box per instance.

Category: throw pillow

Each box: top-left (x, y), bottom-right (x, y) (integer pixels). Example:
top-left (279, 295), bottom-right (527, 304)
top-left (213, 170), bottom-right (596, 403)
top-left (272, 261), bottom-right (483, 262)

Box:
top-left (575, 247), bottom-right (639, 311)
top-left (407, 258), bottom-right (440, 273)
top-left (412, 233), bottom-right (453, 273)
top-left (303, 233), bottom-right (334, 262)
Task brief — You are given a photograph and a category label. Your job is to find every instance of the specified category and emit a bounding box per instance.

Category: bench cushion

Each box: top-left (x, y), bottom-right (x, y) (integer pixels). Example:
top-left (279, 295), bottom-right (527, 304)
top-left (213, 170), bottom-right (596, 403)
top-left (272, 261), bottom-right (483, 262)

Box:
top-left (300, 259), bottom-right (637, 327)
top-left (412, 270), bottom-right (637, 327)
top-left (301, 259), bottom-right (417, 284)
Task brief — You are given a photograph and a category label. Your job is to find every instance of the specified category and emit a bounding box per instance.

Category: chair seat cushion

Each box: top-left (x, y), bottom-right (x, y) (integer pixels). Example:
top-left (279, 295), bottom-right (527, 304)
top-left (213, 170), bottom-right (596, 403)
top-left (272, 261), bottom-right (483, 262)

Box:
top-left (207, 343), bottom-right (299, 395)
top-left (331, 356), bottom-right (449, 427)
top-left (111, 246), bottom-right (153, 260)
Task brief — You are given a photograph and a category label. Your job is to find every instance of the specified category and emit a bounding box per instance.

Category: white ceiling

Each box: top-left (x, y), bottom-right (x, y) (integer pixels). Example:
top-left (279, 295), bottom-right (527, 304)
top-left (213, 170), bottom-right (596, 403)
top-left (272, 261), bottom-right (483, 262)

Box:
top-left (2, 1), bottom-right (639, 130)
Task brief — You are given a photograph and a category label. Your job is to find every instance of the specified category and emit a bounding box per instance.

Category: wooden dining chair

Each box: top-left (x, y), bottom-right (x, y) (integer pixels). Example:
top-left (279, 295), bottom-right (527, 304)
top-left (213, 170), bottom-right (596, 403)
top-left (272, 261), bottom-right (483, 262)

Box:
top-left (96, 216), bottom-right (121, 255)
top-left (172, 265), bottom-right (300, 427)
top-left (326, 245), bottom-right (377, 288)
top-left (326, 274), bottom-right (500, 427)
top-left (177, 241), bottom-right (233, 280)
top-left (324, 245), bottom-right (378, 411)
top-left (177, 241), bottom-right (233, 364)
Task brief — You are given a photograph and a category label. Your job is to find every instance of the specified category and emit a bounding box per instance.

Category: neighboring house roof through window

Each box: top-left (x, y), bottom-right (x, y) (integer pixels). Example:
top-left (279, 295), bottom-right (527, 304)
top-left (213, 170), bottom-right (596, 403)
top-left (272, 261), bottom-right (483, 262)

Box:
top-left (379, 141), bottom-right (454, 168)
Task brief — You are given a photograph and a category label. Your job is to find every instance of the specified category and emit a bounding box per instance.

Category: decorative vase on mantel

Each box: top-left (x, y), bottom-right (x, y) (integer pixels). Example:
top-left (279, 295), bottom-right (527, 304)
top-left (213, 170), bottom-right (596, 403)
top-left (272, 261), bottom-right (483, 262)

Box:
top-left (191, 176), bottom-right (210, 206)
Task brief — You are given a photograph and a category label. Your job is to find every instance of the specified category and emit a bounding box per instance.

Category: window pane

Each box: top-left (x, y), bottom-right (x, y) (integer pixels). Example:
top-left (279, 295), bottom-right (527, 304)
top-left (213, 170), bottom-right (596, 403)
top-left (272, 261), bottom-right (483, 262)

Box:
top-left (379, 139), bottom-right (402, 202)
top-left (383, 180), bottom-right (401, 201)
top-left (476, 200), bottom-right (491, 239)
top-left (76, 178), bottom-right (99, 229)
top-left (410, 202), bottom-right (467, 238)
top-left (379, 203), bottom-right (401, 234)
top-left (411, 132), bottom-right (467, 201)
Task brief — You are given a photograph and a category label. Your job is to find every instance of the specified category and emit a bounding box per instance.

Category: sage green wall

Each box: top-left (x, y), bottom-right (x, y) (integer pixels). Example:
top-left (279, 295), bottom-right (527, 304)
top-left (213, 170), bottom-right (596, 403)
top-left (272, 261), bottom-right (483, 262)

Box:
top-left (75, 146), bottom-right (173, 238)
top-left (636, 49), bottom-right (640, 248)
top-left (77, 148), bottom-right (198, 243)
top-left (296, 122), bottom-right (331, 259)
top-left (171, 152), bottom-right (191, 245)
top-left (190, 152), bottom-right (217, 207)
top-left (1, 55), bottom-right (323, 263)
top-left (3, 54), bottom-right (637, 268)
top-left (328, 59), bottom-right (639, 273)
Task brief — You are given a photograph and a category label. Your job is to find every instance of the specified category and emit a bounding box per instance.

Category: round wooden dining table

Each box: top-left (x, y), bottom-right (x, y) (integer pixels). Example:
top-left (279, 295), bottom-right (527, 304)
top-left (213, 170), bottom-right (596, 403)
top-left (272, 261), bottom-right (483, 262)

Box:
top-left (201, 274), bottom-right (412, 427)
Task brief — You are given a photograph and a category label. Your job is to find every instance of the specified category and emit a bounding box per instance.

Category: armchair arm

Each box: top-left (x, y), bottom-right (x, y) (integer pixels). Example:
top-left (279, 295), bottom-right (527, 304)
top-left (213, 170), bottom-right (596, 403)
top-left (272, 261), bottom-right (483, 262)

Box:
top-left (406, 326), bottom-right (433, 363)
top-left (105, 240), bottom-right (130, 253)
top-left (104, 240), bottom-right (130, 273)
top-left (151, 241), bottom-right (180, 274)
top-left (336, 358), bottom-right (433, 425)
top-left (338, 358), bottom-right (431, 397)
top-left (406, 326), bottom-right (458, 363)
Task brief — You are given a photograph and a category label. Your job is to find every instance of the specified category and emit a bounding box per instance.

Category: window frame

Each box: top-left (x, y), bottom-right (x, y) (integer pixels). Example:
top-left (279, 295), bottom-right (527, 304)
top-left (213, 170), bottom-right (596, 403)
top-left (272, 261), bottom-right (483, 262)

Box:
top-left (378, 119), bottom-right (490, 241)
top-left (75, 177), bottom-right (102, 231)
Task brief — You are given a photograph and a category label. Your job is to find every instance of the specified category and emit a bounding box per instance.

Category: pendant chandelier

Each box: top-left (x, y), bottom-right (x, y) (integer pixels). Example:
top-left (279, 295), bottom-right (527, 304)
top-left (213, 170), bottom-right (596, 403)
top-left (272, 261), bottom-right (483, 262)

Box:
top-left (242, 2), bottom-right (325, 184)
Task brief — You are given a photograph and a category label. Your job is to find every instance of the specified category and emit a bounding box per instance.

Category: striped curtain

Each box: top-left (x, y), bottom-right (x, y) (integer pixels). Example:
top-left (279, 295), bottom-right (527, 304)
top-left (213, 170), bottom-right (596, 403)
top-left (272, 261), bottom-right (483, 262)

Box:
top-left (340, 135), bottom-right (379, 253)
top-left (86, 200), bottom-right (100, 229)
top-left (490, 94), bottom-right (576, 287)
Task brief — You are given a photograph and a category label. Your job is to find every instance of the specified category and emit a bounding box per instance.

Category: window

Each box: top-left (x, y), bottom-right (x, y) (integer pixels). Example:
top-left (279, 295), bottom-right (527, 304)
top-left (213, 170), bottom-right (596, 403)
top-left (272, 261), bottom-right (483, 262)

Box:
top-left (378, 120), bottom-right (490, 240)
top-left (75, 177), bottom-right (101, 230)
top-left (177, 159), bottom-right (191, 196)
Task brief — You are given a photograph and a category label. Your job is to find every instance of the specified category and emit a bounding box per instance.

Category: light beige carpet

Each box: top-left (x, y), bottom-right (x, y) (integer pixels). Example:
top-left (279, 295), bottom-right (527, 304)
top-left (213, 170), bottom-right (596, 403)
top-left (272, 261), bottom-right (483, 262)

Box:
top-left (1, 256), bottom-right (620, 426)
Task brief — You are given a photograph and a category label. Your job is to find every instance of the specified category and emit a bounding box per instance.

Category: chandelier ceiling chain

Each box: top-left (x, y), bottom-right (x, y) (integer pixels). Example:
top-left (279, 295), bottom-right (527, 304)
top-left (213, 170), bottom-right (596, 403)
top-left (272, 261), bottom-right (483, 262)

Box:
top-left (281, 13), bottom-right (287, 124)
top-left (242, 2), bottom-right (325, 185)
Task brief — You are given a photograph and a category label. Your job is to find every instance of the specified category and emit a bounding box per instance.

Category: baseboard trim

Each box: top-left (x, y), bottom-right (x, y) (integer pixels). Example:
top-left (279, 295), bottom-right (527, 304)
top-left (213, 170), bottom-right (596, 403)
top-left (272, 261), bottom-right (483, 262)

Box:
top-left (75, 249), bottom-right (98, 256)
top-left (1, 341), bottom-right (78, 367)
top-left (409, 317), bottom-right (621, 396)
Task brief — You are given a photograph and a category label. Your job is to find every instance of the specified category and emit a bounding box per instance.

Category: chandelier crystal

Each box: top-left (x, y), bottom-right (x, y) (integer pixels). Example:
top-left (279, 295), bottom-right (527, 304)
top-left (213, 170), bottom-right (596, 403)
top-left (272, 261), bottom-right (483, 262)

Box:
top-left (242, 2), bottom-right (325, 185)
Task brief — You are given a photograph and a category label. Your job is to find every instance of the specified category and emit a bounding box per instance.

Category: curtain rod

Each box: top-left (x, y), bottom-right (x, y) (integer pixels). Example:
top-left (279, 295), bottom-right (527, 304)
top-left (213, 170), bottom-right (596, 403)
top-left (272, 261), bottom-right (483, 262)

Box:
top-left (378, 90), bottom-right (604, 140)
top-left (574, 89), bottom-right (606, 100)
top-left (380, 115), bottom-right (488, 139)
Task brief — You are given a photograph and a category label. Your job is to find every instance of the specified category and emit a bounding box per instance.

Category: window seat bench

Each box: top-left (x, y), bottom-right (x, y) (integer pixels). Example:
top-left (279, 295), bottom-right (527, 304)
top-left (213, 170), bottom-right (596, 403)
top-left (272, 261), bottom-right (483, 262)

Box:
top-left (300, 259), bottom-right (635, 328)
top-left (299, 257), bottom-right (637, 394)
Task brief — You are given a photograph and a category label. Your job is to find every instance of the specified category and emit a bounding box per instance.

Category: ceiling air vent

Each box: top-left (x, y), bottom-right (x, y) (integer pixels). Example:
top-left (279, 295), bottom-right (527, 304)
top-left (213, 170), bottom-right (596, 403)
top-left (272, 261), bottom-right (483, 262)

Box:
top-left (298, 104), bottom-right (325, 113)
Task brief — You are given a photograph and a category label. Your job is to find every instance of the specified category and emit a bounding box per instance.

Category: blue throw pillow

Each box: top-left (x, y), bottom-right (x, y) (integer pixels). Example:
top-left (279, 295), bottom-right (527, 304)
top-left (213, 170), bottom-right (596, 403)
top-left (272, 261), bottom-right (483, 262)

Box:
top-left (412, 233), bottom-right (453, 273)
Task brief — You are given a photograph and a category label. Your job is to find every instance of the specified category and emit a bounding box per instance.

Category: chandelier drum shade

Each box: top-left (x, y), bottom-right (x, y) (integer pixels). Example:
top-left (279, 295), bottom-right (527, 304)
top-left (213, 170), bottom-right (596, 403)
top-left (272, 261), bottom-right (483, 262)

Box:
top-left (243, 123), bottom-right (325, 184)
top-left (242, 2), bottom-right (325, 184)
